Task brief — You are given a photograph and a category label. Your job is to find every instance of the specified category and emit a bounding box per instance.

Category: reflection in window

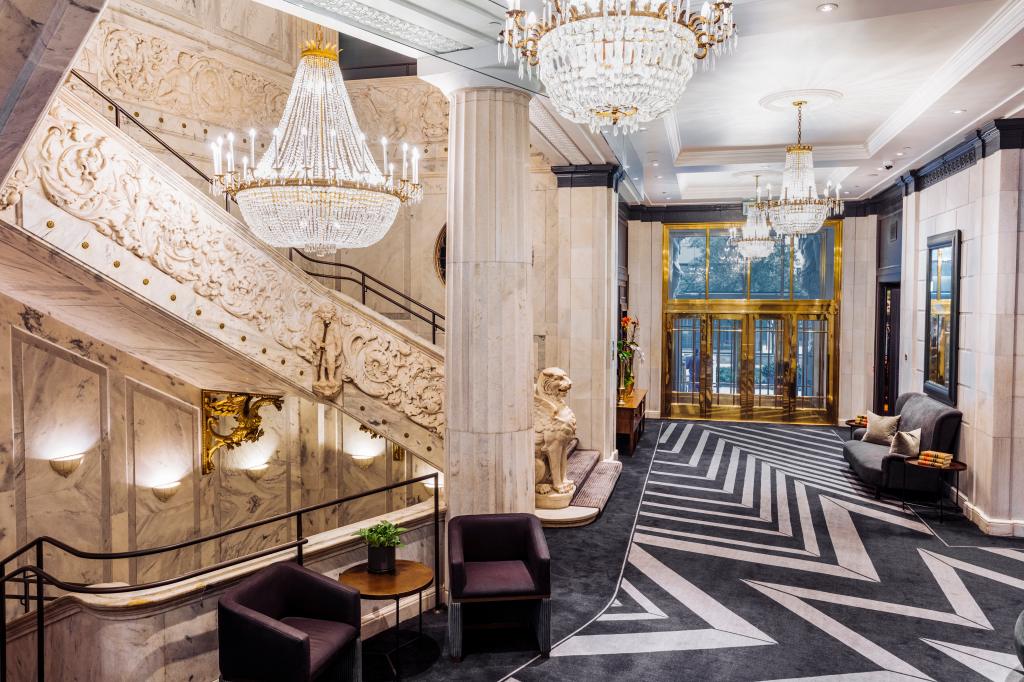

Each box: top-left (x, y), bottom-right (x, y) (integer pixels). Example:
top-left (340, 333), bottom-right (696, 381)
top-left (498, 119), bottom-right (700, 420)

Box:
top-left (671, 317), bottom-right (701, 401)
top-left (793, 228), bottom-right (835, 300)
top-left (669, 229), bottom-right (707, 298)
top-left (708, 234), bottom-right (746, 299)
top-left (750, 239), bottom-right (789, 299)
top-left (927, 245), bottom-right (952, 386)
top-left (712, 318), bottom-right (742, 402)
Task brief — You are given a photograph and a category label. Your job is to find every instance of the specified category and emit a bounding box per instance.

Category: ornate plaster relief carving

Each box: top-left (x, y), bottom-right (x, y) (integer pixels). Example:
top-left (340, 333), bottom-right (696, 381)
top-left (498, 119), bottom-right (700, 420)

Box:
top-left (2, 91), bottom-right (445, 437)
top-left (75, 19), bottom-right (290, 131)
top-left (300, 0), bottom-right (470, 54)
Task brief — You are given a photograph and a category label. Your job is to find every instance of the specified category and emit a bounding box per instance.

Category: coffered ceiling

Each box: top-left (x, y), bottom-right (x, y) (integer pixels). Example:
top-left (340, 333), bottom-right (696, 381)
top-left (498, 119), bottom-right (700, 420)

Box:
top-left (256, 0), bottom-right (1024, 203)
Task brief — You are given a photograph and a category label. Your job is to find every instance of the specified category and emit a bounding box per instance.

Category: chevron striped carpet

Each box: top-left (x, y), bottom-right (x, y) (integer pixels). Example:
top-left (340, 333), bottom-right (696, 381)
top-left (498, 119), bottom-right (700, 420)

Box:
top-left (504, 420), bottom-right (1024, 682)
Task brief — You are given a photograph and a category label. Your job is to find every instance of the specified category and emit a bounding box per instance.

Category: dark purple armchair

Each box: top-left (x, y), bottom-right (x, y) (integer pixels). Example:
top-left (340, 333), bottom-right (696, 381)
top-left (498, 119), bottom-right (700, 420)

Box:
top-left (446, 513), bottom-right (551, 661)
top-left (218, 561), bottom-right (362, 682)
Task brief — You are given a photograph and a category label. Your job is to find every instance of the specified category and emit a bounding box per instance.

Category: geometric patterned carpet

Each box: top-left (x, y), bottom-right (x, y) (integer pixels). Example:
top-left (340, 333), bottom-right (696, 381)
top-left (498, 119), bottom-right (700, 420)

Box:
top-left (504, 421), bottom-right (1024, 682)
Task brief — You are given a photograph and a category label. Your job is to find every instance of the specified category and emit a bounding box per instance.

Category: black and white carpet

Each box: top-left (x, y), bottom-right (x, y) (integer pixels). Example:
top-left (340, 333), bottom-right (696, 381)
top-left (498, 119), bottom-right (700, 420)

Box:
top-left (502, 421), bottom-right (1024, 682)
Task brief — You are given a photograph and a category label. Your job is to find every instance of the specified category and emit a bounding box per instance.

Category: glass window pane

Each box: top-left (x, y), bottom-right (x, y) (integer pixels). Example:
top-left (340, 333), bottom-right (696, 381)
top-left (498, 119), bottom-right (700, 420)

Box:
top-left (793, 227), bottom-right (835, 299)
top-left (750, 238), bottom-right (790, 299)
top-left (671, 317), bottom-right (701, 400)
top-left (668, 229), bottom-right (707, 299)
top-left (796, 318), bottom-right (829, 408)
top-left (708, 233), bottom-right (746, 299)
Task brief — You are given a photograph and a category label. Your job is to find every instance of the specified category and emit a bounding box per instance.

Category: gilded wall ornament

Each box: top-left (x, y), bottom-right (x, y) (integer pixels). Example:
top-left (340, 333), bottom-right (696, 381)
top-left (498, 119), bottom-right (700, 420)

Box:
top-left (202, 390), bottom-right (284, 475)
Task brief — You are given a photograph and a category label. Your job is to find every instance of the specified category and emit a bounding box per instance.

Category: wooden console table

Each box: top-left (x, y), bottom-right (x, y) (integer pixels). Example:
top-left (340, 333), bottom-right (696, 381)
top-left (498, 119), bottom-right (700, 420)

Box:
top-left (616, 389), bottom-right (647, 457)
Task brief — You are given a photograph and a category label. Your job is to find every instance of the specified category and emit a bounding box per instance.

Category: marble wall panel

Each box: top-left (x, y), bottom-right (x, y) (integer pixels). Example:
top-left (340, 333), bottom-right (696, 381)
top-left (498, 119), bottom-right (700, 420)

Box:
top-left (339, 413), bottom-right (388, 525)
top-left (129, 382), bottom-right (199, 583)
top-left (16, 331), bottom-right (109, 584)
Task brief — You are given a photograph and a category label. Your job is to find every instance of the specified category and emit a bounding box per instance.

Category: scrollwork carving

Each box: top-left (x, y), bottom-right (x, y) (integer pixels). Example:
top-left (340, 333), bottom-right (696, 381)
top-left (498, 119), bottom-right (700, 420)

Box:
top-left (75, 20), bottom-right (289, 130)
top-left (4, 91), bottom-right (445, 436)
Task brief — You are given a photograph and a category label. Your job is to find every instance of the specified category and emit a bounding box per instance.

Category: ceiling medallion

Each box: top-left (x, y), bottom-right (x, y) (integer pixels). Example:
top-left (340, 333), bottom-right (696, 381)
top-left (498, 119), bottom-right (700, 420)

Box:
top-left (754, 101), bottom-right (843, 236)
top-left (729, 175), bottom-right (776, 261)
top-left (213, 28), bottom-right (423, 255)
top-left (501, 1), bottom-right (738, 135)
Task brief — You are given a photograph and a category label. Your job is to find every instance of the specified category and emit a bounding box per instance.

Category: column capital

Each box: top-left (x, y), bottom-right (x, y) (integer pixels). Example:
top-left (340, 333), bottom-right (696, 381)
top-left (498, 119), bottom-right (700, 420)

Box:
top-left (551, 164), bottom-right (624, 191)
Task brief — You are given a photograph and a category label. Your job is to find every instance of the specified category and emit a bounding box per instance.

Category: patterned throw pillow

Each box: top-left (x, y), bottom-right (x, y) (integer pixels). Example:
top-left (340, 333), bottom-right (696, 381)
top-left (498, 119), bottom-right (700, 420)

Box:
top-left (861, 411), bottom-right (900, 445)
top-left (889, 428), bottom-right (922, 458)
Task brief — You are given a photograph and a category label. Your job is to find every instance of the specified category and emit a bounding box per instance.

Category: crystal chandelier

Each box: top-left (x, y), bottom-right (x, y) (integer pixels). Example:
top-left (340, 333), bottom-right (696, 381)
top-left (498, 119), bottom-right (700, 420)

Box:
top-left (212, 29), bottom-right (422, 255)
top-left (755, 101), bottom-right (842, 236)
top-left (729, 176), bottom-right (776, 261)
top-left (501, 1), bottom-right (737, 134)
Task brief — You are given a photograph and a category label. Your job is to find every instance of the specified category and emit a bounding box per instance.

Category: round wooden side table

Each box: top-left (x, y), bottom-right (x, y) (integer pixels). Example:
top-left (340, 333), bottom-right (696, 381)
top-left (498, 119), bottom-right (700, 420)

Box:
top-left (901, 457), bottom-right (967, 523)
top-left (844, 418), bottom-right (867, 440)
top-left (339, 559), bottom-right (434, 680)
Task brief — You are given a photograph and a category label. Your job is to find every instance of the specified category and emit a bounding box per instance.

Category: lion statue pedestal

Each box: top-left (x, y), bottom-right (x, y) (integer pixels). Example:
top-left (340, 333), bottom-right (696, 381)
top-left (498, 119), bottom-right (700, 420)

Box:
top-left (534, 367), bottom-right (578, 510)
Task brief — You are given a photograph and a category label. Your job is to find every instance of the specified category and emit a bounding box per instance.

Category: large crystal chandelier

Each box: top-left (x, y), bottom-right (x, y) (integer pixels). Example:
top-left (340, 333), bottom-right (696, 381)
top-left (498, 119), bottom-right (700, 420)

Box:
top-left (755, 101), bottom-right (842, 236)
top-left (501, 1), bottom-right (737, 134)
top-left (729, 176), bottom-right (776, 261)
top-left (213, 29), bottom-right (422, 255)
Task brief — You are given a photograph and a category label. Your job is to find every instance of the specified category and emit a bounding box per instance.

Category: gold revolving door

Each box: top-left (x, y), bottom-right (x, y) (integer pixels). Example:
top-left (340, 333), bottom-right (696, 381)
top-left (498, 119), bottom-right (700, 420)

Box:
top-left (662, 222), bottom-right (841, 425)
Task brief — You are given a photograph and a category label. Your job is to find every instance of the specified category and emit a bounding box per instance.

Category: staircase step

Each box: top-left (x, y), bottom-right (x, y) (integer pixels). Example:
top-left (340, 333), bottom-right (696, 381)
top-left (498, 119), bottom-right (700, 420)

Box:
top-left (565, 448), bottom-right (600, 489)
top-left (571, 461), bottom-right (622, 509)
top-left (566, 437), bottom-right (580, 457)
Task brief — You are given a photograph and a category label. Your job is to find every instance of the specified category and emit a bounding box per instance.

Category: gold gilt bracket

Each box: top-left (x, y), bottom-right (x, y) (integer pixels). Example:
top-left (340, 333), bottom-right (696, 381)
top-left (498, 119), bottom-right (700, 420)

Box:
top-left (201, 390), bottom-right (284, 475)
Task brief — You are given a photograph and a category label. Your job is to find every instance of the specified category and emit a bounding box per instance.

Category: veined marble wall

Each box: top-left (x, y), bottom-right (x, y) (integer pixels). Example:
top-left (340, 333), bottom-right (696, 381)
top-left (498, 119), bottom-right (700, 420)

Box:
top-left (837, 215), bottom-right (878, 420)
top-left (900, 149), bottom-right (1023, 535)
top-left (0, 292), bottom-right (438, 608)
top-left (626, 219), bottom-right (664, 419)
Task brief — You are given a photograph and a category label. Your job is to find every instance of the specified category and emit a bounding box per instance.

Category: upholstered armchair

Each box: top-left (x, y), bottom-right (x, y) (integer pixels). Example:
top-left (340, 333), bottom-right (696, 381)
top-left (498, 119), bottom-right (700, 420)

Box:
top-left (446, 513), bottom-right (551, 662)
top-left (218, 561), bottom-right (362, 682)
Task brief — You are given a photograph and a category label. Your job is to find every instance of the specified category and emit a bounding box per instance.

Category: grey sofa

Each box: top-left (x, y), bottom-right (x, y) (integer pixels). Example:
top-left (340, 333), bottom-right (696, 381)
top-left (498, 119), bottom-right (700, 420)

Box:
top-left (842, 392), bottom-right (962, 497)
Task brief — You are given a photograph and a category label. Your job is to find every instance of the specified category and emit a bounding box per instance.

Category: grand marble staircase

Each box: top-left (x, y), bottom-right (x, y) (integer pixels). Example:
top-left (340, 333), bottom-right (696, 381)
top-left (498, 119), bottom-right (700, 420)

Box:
top-left (537, 438), bottom-right (622, 527)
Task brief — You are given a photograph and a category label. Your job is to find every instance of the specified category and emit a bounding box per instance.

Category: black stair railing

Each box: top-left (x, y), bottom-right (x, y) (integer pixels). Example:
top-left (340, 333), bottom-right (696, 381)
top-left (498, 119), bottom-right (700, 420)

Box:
top-left (65, 69), bottom-right (444, 344)
top-left (0, 472), bottom-right (441, 682)
top-left (288, 249), bottom-right (445, 345)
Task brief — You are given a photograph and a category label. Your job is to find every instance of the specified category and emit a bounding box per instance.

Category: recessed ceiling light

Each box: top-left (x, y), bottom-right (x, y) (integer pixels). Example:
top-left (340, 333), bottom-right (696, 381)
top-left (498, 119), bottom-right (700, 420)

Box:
top-left (1013, 64), bottom-right (1024, 68)
top-left (951, 109), bottom-right (966, 115)
top-left (896, 152), bottom-right (904, 157)
top-left (844, 191), bottom-right (850, 195)
top-left (817, 3), bottom-right (839, 12)
top-left (652, 161), bottom-right (660, 167)
top-left (656, 175), bottom-right (663, 179)
top-left (639, 127), bottom-right (648, 132)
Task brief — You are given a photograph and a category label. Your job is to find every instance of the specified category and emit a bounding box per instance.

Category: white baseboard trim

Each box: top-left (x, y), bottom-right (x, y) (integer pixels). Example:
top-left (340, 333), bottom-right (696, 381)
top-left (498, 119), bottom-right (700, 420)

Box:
top-left (955, 490), bottom-right (1024, 537)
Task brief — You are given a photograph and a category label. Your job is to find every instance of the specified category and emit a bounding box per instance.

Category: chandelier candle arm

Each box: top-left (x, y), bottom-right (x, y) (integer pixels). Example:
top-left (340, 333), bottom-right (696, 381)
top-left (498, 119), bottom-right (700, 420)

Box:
top-left (212, 28), bottom-right (423, 254)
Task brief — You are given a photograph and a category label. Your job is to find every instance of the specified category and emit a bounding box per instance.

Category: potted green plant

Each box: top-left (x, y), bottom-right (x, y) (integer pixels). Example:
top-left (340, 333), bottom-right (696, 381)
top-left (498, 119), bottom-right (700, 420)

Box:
top-left (356, 520), bottom-right (407, 574)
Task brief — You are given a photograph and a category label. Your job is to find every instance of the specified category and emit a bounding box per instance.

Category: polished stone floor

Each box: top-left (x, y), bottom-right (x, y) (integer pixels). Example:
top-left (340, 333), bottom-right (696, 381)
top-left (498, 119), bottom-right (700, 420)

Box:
top-left (368, 421), bottom-right (1024, 681)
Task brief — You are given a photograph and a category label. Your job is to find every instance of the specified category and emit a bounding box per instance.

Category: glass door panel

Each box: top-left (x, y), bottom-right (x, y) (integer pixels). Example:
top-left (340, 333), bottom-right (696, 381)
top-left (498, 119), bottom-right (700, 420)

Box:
top-left (708, 317), bottom-right (743, 420)
top-left (666, 315), bottom-right (703, 418)
top-left (751, 317), bottom-right (786, 420)
top-left (794, 316), bottom-right (830, 422)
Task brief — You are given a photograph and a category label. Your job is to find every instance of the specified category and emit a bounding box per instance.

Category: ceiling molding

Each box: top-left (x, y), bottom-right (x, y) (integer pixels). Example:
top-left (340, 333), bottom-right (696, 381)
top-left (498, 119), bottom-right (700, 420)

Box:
top-left (628, 204), bottom-right (745, 224)
top-left (865, 0), bottom-right (1024, 156)
top-left (675, 144), bottom-right (870, 167)
top-left (551, 164), bottom-right (624, 190)
top-left (529, 99), bottom-right (589, 166)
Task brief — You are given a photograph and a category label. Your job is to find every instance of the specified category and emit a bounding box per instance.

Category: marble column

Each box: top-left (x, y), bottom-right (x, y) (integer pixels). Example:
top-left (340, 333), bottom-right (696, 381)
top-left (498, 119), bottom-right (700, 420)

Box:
top-left (444, 87), bottom-right (534, 518)
top-left (0, 0), bottom-right (106, 182)
top-left (550, 165), bottom-right (622, 460)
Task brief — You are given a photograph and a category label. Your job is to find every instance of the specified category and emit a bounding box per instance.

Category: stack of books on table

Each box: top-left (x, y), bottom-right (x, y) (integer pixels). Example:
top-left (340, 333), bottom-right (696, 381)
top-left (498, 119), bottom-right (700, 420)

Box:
top-left (918, 450), bottom-right (953, 467)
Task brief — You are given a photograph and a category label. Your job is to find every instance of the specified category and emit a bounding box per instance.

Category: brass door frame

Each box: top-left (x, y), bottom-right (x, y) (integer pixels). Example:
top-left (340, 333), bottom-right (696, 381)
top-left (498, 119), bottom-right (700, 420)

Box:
top-left (661, 221), bottom-right (843, 425)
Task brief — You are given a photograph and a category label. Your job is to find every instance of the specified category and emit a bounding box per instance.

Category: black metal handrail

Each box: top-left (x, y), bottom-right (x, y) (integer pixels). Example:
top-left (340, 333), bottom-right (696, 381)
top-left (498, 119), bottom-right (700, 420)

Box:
top-left (67, 69), bottom-right (446, 346)
top-left (289, 249), bottom-right (446, 345)
top-left (66, 69), bottom-right (231, 212)
top-left (0, 472), bottom-right (441, 682)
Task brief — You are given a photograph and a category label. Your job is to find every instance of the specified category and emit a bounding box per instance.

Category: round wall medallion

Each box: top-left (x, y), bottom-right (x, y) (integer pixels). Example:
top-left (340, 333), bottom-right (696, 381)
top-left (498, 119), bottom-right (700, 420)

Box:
top-left (434, 225), bottom-right (446, 285)
top-left (758, 89), bottom-right (843, 112)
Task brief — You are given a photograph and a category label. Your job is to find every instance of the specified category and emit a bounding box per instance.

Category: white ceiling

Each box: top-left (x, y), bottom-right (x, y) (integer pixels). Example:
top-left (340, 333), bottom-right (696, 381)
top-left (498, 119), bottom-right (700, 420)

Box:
top-left (258, 0), bottom-right (1024, 203)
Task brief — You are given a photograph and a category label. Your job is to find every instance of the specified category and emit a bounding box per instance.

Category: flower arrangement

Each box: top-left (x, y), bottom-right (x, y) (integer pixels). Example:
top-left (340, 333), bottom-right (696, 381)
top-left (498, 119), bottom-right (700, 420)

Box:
top-left (617, 315), bottom-right (643, 402)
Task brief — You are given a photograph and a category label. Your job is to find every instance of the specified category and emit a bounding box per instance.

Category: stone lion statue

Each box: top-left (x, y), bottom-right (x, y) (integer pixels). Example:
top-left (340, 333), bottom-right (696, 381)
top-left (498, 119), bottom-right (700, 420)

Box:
top-left (534, 367), bottom-right (577, 509)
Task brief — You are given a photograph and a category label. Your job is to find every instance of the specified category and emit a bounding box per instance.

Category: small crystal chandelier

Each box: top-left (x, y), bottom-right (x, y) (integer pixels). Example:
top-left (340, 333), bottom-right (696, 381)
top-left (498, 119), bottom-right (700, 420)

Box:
top-left (212, 28), bottom-right (422, 255)
top-left (729, 176), bottom-right (776, 261)
top-left (755, 101), bottom-right (842, 236)
top-left (501, 1), bottom-right (737, 134)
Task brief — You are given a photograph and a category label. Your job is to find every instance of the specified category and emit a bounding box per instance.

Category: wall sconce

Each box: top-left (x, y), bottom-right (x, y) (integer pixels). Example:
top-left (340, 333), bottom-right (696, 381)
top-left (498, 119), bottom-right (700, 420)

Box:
top-left (245, 462), bottom-right (270, 482)
top-left (350, 453), bottom-right (377, 470)
top-left (151, 480), bottom-right (181, 503)
top-left (202, 390), bottom-right (283, 475)
top-left (49, 453), bottom-right (84, 478)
